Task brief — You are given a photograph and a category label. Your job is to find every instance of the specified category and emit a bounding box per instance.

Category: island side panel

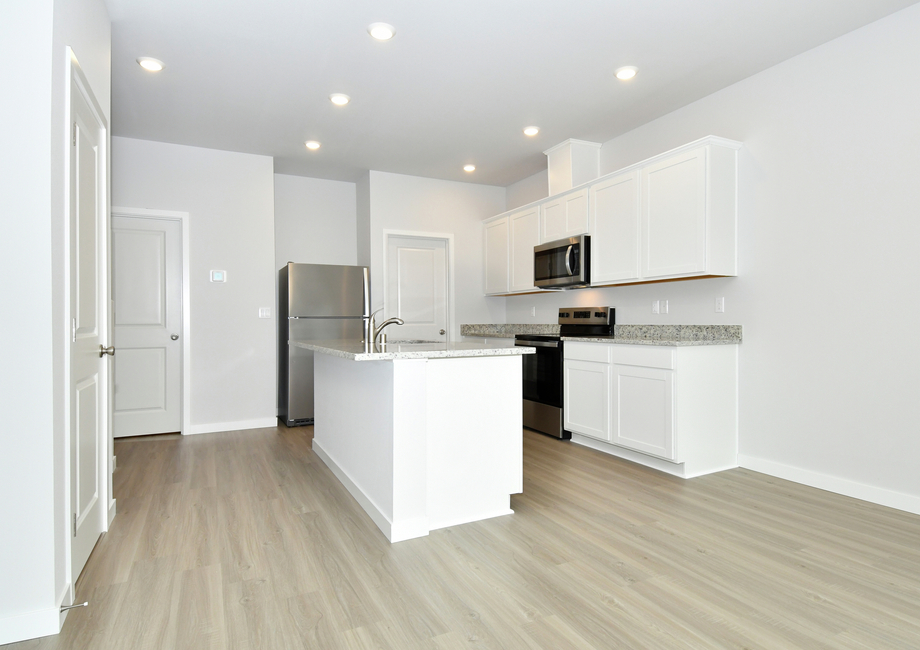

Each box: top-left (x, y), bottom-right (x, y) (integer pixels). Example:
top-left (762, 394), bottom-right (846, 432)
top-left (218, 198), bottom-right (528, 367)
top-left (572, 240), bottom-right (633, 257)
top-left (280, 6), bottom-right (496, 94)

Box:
top-left (425, 355), bottom-right (523, 531)
top-left (390, 359), bottom-right (430, 542)
top-left (312, 353), bottom-right (396, 533)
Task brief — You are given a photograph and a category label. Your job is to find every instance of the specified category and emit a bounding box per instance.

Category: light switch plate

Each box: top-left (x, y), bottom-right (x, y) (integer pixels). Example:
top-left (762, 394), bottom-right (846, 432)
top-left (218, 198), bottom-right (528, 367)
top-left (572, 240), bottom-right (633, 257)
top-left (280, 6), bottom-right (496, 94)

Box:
top-left (210, 270), bottom-right (227, 283)
top-left (259, 308), bottom-right (271, 319)
top-left (661, 300), bottom-right (669, 314)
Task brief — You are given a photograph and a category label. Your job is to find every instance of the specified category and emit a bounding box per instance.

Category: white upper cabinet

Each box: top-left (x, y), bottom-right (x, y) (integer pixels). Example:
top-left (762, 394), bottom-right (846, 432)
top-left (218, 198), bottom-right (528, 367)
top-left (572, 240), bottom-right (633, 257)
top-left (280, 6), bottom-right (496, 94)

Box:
top-left (641, 140), bottom-right (739, 280)
top-left (482, 136), bottom-right (741, 295)
top-left (541, 187), bottom-right (589, 242)
top-left (642, 146), bottom-right (708, 278)
top-left (509, 205), bottom-right (541, 293)
top-left (483, 216), bottom-right (509, 295)
top-left (590, 170), bottom-right (640, 284)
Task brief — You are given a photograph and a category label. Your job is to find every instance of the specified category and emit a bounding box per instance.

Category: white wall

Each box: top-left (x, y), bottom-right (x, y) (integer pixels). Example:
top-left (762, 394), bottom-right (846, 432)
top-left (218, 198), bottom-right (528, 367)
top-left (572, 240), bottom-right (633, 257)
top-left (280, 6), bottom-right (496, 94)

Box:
top-left (356, 172), bottom-right (371, 267)
top-left (0, 4), bottom-right (56, 641)
top-left (0, 0), bottom-right (111, 643)
top-left (506, 5), bottom-right (920, 511)
top-left (113, 138), bottom-right (277, 432)
top-left (273, 174), bottom-right (357, 271)
top-left (505, 169), bottom-right (548, 211)
top-left (367, 171), bottom-right (507, 334)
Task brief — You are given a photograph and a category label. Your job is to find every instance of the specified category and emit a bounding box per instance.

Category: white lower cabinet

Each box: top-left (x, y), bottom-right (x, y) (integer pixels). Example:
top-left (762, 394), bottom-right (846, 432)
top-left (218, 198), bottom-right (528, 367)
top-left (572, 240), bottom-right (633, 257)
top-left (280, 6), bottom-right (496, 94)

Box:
top-left (564, 341), bottom-right (738, 478)
top-left (564, 359), bottom-right (610, 441)
top-left (611, 364), bottom-right (674, 460)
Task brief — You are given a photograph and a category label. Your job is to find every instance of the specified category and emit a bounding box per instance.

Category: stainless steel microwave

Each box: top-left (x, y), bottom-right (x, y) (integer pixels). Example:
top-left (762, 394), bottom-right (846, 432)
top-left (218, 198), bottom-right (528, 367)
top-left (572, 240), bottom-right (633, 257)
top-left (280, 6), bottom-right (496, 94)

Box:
top-left (534, 235), bottom-right (590, 289)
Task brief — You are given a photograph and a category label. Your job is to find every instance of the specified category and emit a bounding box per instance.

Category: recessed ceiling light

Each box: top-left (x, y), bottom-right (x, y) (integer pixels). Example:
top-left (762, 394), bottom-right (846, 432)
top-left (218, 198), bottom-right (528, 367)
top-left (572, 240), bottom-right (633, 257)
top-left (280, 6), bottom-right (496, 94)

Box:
top-left (523, 126), bottom-right (540, 137)
top-left (463, 164), bottom-right (476, 172)
top-left (330, 93), bottom-right (350, 106)
top-left (368, 23), bottom-right (396, 40)
top-left (137, 57), bottom-right (164, 72)
top-left (305, 141), bottom-right (321, 150)
top-left (615, 66), bottom-right (638, 81)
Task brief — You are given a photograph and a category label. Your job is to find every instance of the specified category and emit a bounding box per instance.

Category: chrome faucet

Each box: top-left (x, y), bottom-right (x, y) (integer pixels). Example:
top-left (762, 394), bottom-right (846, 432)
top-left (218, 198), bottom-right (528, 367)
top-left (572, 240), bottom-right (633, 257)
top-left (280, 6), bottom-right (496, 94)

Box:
top-left (366, 308), bottom-right (404, 345)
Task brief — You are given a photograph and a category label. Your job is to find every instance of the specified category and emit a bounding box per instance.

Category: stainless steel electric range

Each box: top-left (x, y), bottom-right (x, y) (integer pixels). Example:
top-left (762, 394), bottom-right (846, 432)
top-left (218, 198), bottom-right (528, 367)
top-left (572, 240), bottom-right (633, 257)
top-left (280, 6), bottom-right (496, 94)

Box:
top-left (514, 307), bottom-right (614, 439)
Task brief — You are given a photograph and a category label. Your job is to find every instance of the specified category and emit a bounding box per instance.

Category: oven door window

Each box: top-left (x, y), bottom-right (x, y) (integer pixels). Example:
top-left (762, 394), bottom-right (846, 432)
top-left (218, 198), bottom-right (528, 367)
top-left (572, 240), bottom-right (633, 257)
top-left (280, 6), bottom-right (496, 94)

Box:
top-left (521, 344), bottom-right (563, 408)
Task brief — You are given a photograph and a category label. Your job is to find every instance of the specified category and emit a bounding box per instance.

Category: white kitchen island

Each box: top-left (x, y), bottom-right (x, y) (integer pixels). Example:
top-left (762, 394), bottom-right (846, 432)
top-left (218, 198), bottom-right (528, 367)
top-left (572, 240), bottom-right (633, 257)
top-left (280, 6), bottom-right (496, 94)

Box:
top-left (292, 339), bottom-right (534, 543)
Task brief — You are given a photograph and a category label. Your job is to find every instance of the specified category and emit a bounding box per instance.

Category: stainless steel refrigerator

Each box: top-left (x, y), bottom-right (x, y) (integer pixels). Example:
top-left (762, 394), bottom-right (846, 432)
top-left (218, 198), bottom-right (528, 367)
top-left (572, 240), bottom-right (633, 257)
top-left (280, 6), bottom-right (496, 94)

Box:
top-left (278, 263), bottom-right (370, 426)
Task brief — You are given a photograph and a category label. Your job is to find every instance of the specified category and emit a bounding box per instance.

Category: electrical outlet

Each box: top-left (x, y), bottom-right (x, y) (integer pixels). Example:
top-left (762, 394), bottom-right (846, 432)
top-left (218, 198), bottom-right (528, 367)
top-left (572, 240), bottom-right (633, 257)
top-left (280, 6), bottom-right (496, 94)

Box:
top-left (652, 300), bottom-right (660, 314)
top-left (530, 306), bottom-right (536, 317)
top-left (660, 300), bottom-right (669, 314)
top-left (259, 307), bottom-right (271, 319)
top-left (715, 297), bottom-right (725, 313)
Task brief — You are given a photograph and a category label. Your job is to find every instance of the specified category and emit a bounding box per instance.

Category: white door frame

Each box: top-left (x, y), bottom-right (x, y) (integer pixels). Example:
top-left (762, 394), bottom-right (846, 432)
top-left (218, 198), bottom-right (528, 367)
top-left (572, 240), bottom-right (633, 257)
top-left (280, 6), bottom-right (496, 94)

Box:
top-left (382, 230), bottom-right (456, 341)
top-left (62, 47), bottom-right (110, 607)
top-left (112, 207), bottom-right (191, 436)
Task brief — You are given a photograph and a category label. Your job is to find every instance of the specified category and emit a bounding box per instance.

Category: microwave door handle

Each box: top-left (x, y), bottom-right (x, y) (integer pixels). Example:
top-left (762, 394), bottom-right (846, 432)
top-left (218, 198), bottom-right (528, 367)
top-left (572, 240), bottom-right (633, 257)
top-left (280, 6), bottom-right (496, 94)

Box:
top-left (564, 245), bottom-right (574, 275)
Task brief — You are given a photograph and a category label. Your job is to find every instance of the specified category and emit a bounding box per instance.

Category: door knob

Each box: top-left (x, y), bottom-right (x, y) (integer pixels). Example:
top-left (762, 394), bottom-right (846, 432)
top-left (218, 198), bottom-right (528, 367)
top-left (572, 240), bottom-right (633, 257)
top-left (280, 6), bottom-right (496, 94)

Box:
top-left (171, 334), bottom-right (179, 340)
top-left (99, 345), bottom-right (115, 357)
top-left (439, 329), bottom-right (445, 335)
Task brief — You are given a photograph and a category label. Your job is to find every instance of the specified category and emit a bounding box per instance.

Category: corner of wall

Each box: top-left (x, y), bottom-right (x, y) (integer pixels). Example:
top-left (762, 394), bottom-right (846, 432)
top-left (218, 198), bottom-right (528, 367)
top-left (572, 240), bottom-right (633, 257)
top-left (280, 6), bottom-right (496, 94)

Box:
top-left (356, 172), bottom-right (371, 267)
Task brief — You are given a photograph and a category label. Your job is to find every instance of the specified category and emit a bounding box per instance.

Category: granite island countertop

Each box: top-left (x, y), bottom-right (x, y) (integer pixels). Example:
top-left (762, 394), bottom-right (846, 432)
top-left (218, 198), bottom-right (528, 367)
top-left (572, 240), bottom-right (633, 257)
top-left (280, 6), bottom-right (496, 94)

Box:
top-left (461, 324), bottom-right (741, 346)
top-left (292, 338), bottom-right (534, 361)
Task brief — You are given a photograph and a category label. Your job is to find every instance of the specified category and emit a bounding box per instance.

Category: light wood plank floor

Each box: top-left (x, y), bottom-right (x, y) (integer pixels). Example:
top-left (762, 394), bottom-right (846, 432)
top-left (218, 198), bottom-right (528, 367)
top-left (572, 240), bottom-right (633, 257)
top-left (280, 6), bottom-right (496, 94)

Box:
top-left (9, 424), bottom-right (920, 649)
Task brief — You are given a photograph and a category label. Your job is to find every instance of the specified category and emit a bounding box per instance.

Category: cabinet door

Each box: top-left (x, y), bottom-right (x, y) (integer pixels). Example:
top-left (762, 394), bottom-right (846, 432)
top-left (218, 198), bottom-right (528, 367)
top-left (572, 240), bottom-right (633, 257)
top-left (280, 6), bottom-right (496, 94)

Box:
top-left (641, 146), bottom-right (707, 279)
top-left (611, 365), bottom-right (676, 460)
top-left (483, 217), bottom-right (509, 295)
top-left (590, 170), bottom-right (639, 284)
top-left (564, 359), bottom-right (610, 441)
top-left (542, 187), bottom-right (589, 242)
top-left (509, 206), bottom-right (540, 292)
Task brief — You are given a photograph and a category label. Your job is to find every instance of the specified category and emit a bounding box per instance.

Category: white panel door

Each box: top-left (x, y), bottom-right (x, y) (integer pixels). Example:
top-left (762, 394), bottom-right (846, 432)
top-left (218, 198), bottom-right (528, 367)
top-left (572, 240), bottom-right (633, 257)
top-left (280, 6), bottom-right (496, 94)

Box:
top-left (483, 217), bottom-right (509, 295)
top-left (563, 359), bottom-right (611, 441)
top-left (642, 146), bottom-right (708, 278)
top-left (386, 235), bottom-right (449, 341)
top-left (112, 216), bottom-right (182, 436)
top-left (70, 75), bottom-right (107, 582)
top-left (509, 206), bottom-right (540, 292)
top-left (591, 170), bottom-right (640, 284)
top-left (611, 365), bottom-right (676, 460)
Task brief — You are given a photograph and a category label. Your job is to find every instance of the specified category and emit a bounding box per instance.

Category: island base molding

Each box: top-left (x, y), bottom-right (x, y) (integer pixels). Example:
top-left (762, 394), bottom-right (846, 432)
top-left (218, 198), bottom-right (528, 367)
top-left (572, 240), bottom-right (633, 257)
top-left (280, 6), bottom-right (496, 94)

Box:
top-left (312, 352), bottom-right (523, 543)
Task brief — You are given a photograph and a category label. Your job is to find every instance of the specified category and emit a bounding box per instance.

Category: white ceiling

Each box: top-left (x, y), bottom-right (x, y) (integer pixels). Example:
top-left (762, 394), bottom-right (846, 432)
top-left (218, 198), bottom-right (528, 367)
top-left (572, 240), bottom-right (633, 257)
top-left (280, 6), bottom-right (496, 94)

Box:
top-left (106, 0), bottom-right (918, 187)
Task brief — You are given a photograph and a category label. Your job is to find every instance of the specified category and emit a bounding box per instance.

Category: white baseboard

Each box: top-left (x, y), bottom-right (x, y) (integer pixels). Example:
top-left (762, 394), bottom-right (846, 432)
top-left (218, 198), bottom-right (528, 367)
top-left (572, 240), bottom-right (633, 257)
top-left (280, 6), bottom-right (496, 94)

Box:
top-left (311, 439), bottom-right (424, 542)
top-left (108, 499), bottom-right (117, 526)
top-left (0, 605), bottom-right (61, 646)
top-left (738, 455), bottom-right (920, 516)
top-left (57, 581), bottom-right (72, 629)
top-left (184, 417), bottom-right (278, 436)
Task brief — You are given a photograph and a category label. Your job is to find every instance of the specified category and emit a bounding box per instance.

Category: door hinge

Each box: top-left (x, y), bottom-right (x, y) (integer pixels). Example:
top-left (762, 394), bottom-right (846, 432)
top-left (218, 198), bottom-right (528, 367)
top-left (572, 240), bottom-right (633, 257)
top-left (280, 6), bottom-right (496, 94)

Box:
top-left (72, 318), bottom-right (76, 343)
top-left (72, 122), bottom-right (77, 146)
top-left (73, 512), bottom-right (77, 537)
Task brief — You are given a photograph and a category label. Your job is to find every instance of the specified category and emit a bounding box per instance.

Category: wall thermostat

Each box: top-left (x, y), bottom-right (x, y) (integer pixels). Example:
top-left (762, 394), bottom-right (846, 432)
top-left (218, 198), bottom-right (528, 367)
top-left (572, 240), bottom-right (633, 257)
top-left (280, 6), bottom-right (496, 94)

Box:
top-left (210, 270), bottom-right (227, 283)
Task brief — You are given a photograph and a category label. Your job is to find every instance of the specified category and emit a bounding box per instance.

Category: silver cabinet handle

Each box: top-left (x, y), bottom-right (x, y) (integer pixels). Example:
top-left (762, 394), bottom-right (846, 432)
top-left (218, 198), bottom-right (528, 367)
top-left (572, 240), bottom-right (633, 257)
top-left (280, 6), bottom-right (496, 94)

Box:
top-left (99, 345), bottom-right (115, 357)
top-left (439, 329), bottom-right (445, 335)
top-left (171, 334), bottom-right (179, 340)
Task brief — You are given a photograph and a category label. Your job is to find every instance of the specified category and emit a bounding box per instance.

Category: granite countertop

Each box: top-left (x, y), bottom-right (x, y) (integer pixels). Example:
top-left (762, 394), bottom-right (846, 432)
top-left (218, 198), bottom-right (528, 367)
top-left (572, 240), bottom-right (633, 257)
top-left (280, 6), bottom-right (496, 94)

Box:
top-left (292, 339), bottom-right (534, 361)
top-left (462, 324), bottom-right (741, 346)
top-left (461, 324), bottom-right (560, 338)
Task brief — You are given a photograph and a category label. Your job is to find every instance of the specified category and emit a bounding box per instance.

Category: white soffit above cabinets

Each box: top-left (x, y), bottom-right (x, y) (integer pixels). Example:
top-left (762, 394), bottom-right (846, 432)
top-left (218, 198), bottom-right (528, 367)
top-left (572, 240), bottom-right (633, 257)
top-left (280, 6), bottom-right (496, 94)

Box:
top-left (105, 0), bottom-right (919, 186)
